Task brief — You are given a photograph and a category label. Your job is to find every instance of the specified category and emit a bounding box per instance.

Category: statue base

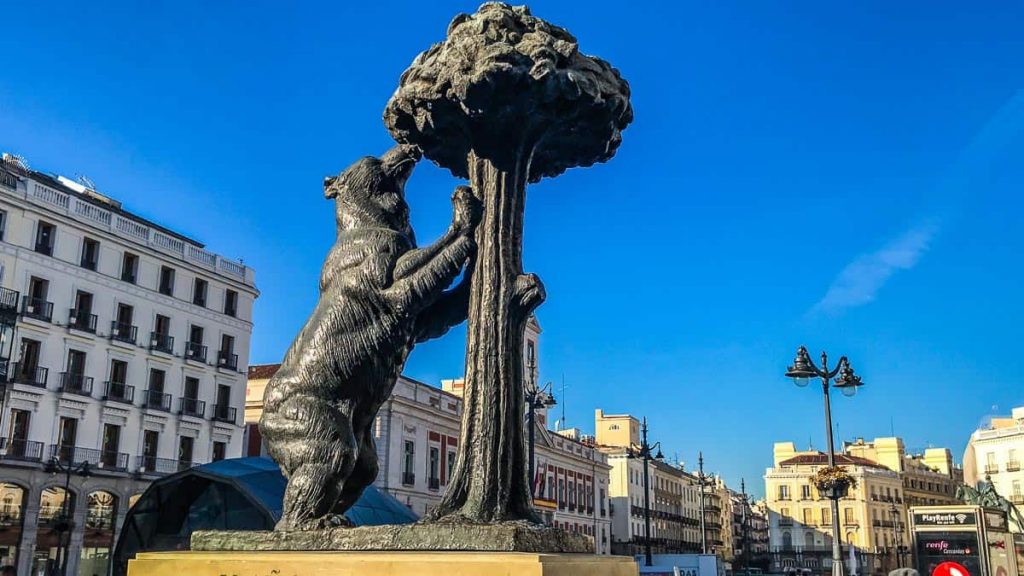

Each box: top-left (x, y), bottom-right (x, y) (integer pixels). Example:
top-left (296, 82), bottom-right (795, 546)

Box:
top-left (191, 522), bottom-right (592, 553)
top-left (127, 551), bottom-right (638, 576)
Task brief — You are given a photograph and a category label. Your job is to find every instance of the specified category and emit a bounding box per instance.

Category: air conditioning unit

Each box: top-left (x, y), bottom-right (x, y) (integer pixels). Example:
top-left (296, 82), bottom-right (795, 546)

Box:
top-left (186, 348), bottom-right (196, 357)
top-left (26, 305), bottom-right (35, 314)
top-left (218, 356), bottom-right (227, 365)
top-left (69, 314), bottom-right (77, 324)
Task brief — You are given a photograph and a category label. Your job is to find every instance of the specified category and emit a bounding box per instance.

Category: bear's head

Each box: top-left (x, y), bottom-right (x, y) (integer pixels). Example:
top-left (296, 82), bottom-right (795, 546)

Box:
top-left (324, 144), bottom-right (421, 243)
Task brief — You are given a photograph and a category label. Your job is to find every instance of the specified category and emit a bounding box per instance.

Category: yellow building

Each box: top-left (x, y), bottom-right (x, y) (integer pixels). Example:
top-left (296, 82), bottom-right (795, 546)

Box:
top-left (765, 442), bottom-right (906, 575)
top-left (845, 437), bottom-right (963, 508)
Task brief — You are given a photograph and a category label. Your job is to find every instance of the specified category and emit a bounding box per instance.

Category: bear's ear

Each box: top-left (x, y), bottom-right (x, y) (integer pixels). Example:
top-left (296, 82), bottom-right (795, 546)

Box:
top-left (324, 175), bottom-right (341, 200)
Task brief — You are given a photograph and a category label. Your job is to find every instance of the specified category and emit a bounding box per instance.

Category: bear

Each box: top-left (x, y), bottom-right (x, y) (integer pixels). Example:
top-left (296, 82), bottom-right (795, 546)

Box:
top-left (259, 144), bottom-right (480, 530)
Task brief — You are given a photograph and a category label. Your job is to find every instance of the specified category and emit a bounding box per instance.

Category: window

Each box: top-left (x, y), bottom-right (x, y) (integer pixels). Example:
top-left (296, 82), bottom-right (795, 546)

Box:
top-left (778, 485), bottom-right (790, 500)
top-left (801, 485), bottom-right (812, 500)
top-left (428, 447), bottom-right (440, 489)
top-left (101, 424), bottom-right (121, 467)
top-left (34, 221), bottom-right (55, 255)
top-left (57, 417), bottom-right (78, 454)
top-left (159, 266), bottom-right (175, 296)
top-left (224, 289), bottom-right (238, 317)
top-left (402, 441), bottom-right (415, 485)
top-left (121, 252), bottom-right (138, 284)
top-left (221, 334), bottom-right (235, 355)
top-left (821, 508), bottom-right (831, 525)
top-left (80, 237), bottom-right (100, 270)
top-left (184, 377), bottom-right (199, 399)
top-left (155, 314), bottom-right (171, 336)
top-left (446, 449), bottom-right (456, 482)
top-left (212, 441), bottom-right (226, 462)
top-left (142, 430), bottom-right (159, 469)
top-left (802, 508), bottom-right (813, 525)
top-left (149, 369), bottom-right (165, 393)
top-left (0, 210), bottom-right (6, 241)
top-left (193, 278), bottom-right (208, 307)
top-left (178, 436), bottom-right (194, 464)
top-left (844, 508), bottom-right (855, 523)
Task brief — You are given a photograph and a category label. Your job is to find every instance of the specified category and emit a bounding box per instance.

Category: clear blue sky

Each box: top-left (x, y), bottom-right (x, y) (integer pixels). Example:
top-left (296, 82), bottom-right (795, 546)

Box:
top-left (2, 1), bottom-right (1022, 496)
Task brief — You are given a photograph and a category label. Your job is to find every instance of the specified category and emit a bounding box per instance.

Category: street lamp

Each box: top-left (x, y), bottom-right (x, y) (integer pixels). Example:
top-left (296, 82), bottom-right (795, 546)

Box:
top-left (525, 358), bottom-right (556, 497)
top-left (741, 478), bottom-right (751, 576)
top-left (698, 452), bottom-right (709, 555)
top-left (889, 502), bottom-right (904, 569)
top-left (628, 416), bottom-right (664, 567)
top-left (785, 346), bottom-right (864, 576)
top-left (44, 457), bottom-right (91, 576)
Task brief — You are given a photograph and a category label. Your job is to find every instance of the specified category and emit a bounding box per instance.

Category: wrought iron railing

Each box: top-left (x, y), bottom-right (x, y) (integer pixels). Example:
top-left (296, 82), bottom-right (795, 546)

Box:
top-left (68, 308), bottom-right (97, 333)
top-left (21, 296), bottom-right (53, 322)
top-left (102, 381), bottom-right (134, 404)
top-left (110, 321), bottom-right (138, 344)
top-left (58, 373), bottom-right (93, 396)
top-left (149, 332), bottom-right (174, 354)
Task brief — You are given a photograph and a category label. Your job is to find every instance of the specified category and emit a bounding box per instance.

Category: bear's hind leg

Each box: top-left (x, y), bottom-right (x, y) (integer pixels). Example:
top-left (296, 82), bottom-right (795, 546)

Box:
top-left (332, 431), bottom-right (379, 516)
top-left (273, 398), bottom-right (359, 530)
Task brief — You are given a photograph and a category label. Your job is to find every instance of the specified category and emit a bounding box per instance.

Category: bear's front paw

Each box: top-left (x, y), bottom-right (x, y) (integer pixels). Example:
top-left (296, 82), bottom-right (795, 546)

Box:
top-left (452, 185), bottom-right (482, 233)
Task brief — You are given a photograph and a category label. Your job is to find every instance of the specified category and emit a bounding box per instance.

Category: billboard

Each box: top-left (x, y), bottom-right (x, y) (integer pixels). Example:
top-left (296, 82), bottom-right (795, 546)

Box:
top-left (916, 531), bottom-right (983, 576)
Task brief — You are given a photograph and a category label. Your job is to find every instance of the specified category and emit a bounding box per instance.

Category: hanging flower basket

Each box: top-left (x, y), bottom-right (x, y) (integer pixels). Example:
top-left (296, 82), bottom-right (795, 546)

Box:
top-left (811, 466), bottom-right (856, 499)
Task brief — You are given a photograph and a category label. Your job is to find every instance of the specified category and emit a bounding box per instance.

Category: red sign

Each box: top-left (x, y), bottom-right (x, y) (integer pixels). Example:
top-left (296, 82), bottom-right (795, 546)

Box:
top-left (933, 561), bottom-right (971, 576)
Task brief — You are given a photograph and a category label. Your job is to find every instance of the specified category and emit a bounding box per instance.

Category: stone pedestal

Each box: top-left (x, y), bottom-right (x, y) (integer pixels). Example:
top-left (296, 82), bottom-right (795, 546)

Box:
top-left (191, 522), bottom-right (592, 553)
top-left (127, 551), bottom-right (639, 576)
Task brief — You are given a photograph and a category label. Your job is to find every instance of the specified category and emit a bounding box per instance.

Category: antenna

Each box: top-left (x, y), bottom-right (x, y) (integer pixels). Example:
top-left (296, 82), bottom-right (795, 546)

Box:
top-left (77, 174), bottom-right (96, 190)
top-left (559, 374), bottom-right (567, 430)
top-left (890, 416), bottom-right (895, 437)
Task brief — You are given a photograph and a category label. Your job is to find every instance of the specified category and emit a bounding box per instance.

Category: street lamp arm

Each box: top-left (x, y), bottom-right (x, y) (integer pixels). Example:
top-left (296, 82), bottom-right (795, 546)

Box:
top-left (826, 356), bottom-right (849, 380)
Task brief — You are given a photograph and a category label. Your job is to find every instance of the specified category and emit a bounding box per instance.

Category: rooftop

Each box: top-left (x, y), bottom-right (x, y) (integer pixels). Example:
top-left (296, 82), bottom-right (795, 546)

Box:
top-left (778, 452), bottom-right (887, 469)
top-left (0, 153), bottom-right (254, 285)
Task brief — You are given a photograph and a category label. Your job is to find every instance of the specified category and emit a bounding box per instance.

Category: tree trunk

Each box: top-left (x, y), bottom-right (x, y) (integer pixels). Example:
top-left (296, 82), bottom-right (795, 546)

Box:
top-left (429, 145), bottom-right (544, 523)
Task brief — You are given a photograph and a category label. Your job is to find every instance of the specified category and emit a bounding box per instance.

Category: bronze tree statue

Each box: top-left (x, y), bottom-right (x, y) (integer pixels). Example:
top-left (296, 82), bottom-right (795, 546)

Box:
top-left (385, 2), bottom-right (632, 523)
top-left (259, 145), bottom-right (481, 530)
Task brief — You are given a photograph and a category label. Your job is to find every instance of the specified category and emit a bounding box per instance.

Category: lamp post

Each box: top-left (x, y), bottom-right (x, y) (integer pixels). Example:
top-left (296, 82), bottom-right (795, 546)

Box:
top-left (741, 478), bottom-right (751, 576)
top-left (698, 451), bottom-right (708, 555)
top-left (524, 358), bottom-right (556, 498)
top-left (785, 346), bottom-right (864, 576)
top-left (889, 502), bottom-right (904, 569)
top-left (44, 457), bottom-right (91, 576)
top-left (629, 417), bottom-right (663, 566)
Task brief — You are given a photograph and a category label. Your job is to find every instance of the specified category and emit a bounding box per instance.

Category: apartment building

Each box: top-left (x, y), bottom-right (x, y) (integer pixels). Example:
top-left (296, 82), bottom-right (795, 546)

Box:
top-left (765, 442), bottom-right (905, 576)
top-left (964, 406), bottom-right (1024, 518)
top-left (596, 410), bottom-right (705, 558)
top-left (0, 154), bottom-right (257, 575)
top-left (845, 437), bottom-right (962, 507)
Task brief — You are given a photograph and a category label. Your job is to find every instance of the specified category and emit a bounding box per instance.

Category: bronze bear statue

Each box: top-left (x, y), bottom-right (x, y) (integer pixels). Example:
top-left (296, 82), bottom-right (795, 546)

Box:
top-left (259, 144), bottom-right (480, 530)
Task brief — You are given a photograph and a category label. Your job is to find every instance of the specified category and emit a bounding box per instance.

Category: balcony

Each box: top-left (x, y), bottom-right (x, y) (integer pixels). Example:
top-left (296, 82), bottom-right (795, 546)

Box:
top-left (185, 341), bottom-right (207, 363)
top-left (1011, 494), bottom-right (1024, 505)
top-left (149, 332), bottom-right (174, 355)
top-left (142, 389), bottom-right (172, 411)
top-left (1007, 461), bottom-right (1021, 472)
top-left (51, 445), bottom-right (128, 471)
top-left (98, 450), bottom-right (130, 471)
top-left (402, 472), bottom-right (415, 486)
top-left (0, 287), bottom-right (18, 315)
top-left (110, 321), bottom-right (138, 345)
top-left (136, 456), bottom-right (194, 476)
top-left (0, 438), bottom-right (44, 462)
top-left (429, 477), bottom-right (440, 490)
top-left (67, 308), bottom-right (97, 333)
top-left (211, 404), bottom-right (237, 424)
top-left (11, 364), bottom-right (48, 388)
top-left (102, 381), bottom-right (134, 404)
top-left (217, 350), bottom-right (239, 371)
top-left (58, 373), bottom-right (93, 397)
top-left (985, 464), bottom-right (1000, 474)
top-left (21, 296), bottom-right (53, 322)
top-left (179, 397), bottom-right (206, 418)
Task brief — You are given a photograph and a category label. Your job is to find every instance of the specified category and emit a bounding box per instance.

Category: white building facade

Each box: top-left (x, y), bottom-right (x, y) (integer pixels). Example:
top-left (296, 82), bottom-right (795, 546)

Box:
top-left (964, 406), bottom-right (1024, 518)
top-left (0, 154), bottom-right (258, 575)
